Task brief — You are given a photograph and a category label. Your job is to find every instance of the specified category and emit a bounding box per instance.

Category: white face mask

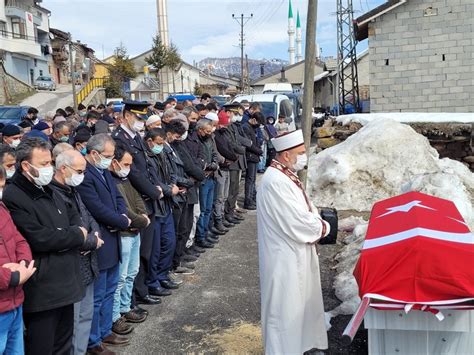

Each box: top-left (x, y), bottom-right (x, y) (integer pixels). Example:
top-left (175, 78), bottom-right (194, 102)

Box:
top-left (0, 189), bottom-right (3, 200)
top-left (6, 168), bottom-right (15, 179)
top-left (9, 139), bottom-right (20, 149)
top-left (132, 120), bottom-right (145, 133)
top-left (211, 127), bottom-right (216, 133)
top-left (233, 115), bottom-right (242, 122)
top-left (65, 173), bottom-right (85, 187)
top-left (180, 131), bottom-right (188, 141)
top-left (138, 131), bottom-right (145, 138)
top-left (292, 154), bottom-right (308, 172)
top-left (27, 163), bottom-right (54, 186)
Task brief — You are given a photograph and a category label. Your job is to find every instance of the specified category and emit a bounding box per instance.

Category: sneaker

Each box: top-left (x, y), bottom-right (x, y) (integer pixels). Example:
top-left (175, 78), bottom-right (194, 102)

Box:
top-left (112, 316), bottom-right (134, 335)
top-left (168, 272), bottom-right (185, 283)
top-left (173, 266), bottom-right (195, 275)
top-left (122, 309), bottom-right (147, 323)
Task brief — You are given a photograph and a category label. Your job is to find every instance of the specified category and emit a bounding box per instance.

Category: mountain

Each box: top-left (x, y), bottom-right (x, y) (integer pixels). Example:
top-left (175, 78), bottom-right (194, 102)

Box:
top-left (196, 57), bottom-right (289, 81)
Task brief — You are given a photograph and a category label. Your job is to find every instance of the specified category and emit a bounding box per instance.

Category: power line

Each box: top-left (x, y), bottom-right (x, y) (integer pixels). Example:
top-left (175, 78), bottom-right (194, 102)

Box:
top-left (232, 13), bottom-right (253, 93)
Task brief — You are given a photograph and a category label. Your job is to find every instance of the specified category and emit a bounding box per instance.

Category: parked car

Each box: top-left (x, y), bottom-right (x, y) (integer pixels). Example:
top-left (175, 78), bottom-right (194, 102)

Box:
top-left (106, 98), bottom-right (124, 113)
top-left (167, 93), bottom-right (196, 103)
top-left (34, 76), bottom-right (56, 91)
top-left (233, 94), bottom-right (297, 131)
top-left (212, 95), bottom-right (231, 108)
top-left (0, 106), bottom-right (30, 125)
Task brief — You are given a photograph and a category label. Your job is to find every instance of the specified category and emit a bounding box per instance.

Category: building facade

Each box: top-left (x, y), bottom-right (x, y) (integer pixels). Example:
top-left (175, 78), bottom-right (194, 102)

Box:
top-left (355, 0), bottom-right (473, 112)
top-left (0, 0), bottom-right (51, 86)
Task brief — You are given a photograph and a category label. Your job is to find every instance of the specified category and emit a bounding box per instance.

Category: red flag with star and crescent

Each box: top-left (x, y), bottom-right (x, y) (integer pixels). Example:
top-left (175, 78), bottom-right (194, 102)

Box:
top-left (353, 191), bottom-right (474, 308)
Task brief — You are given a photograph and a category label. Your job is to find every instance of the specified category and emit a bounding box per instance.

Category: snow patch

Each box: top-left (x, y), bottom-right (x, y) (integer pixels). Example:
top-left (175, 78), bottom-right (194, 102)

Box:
top-left (337, 112), bottom-right (474, 126)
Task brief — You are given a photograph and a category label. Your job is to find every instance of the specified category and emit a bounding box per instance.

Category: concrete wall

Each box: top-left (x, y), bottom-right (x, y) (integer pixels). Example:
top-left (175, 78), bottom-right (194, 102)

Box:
top-left (368, 0), bottom-right (473, 112)
top-left (0, 63), bottom-right (34, 104)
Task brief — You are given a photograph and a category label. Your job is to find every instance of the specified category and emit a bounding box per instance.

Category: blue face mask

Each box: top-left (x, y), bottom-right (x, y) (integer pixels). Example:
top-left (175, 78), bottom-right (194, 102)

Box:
top-left (152, 144), bottom-right (163, 155)
top-left (80, 147), bottom-right (87, 156)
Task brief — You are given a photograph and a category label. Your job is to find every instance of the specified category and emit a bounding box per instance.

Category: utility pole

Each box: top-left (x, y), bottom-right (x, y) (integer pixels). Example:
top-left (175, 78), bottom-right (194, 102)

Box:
top-left (232, 13), bottom-right (253, 93)
top-left (68, 32), bottom-right (77, 111)
top-left (299, 0), bottom-right (318, 186)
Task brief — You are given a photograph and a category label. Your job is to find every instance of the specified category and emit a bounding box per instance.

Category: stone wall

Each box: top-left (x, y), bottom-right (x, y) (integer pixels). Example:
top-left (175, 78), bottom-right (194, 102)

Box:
top-left (368, 0), bottom-right (473, 113)
top-left (315, 120), bottom-right (474, 171)
top-left (0, 64), bottom-right (34, 104)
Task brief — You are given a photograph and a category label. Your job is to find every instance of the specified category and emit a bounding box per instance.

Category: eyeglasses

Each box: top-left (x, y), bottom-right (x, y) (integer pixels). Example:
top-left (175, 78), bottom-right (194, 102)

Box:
top-left (65, 165), bottom-right (85, 175)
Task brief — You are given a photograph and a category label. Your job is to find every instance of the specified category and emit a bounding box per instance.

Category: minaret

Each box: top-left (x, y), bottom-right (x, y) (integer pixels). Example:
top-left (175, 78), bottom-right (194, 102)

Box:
top-left (157, 0), bottom-right (169, 47)
top-left (296, 10), bottom-right (302, 62)
top-left (288, 0), bottom-right (295, 65)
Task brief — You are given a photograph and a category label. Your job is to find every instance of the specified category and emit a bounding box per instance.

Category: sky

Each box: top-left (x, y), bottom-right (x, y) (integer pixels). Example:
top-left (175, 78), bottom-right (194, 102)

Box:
top-left (45, 0), bottom-right (385, 63)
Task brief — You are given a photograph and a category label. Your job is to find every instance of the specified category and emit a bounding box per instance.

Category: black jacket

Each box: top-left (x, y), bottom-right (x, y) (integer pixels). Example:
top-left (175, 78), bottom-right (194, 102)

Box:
top-left (112, 126), bottom-right (162, 215)
top-left (214, 127), bottom-right (240, 170)
top-left (171, 140), bottom-right (205, 205)
top-left (149, 151), bottom-right (174, 217)
top-left (50, 179), bottom-right (100, 287)
top-left (3, 173), bottom-right (85, 313)
top-left (228, 122), bottom-right (251, 170)
top-left (243, 123), bottom-right (263, 164)
top-left (163, 143), bottom-right (193, 206)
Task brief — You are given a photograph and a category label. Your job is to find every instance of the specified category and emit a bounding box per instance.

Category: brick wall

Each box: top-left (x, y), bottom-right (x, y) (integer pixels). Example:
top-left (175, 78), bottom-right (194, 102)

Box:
top-left (368, 0), bottom-right (473, 112)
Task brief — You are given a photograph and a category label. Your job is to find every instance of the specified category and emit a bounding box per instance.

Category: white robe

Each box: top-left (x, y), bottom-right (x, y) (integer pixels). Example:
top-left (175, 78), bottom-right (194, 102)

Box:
top-left (257, 166), bottom-right (329, 355)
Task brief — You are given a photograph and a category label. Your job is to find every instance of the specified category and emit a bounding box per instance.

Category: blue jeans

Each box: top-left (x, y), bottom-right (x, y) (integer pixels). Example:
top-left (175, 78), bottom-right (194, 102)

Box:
top-left (88, 264), bottom-right (119, 348)
top-left (197, 177), bottom-right (216, 241)
top-left (147, 211), bottom-right (176, 288)
top-left (0, 305), bottom-right (24, 355)
top-left (72, 282), bottom-right (94, 355)
top-left (112, 235), bottom-right (141, 322)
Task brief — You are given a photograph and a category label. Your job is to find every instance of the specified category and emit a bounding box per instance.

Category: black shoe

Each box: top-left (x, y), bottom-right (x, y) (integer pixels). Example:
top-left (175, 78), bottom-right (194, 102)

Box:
top-left (214, 223), bottom-right (229, 233)
top-left (243, 204), bottom-right (256, 210)
top-left (161, 279), bottom-right (180, 290)
top-left (136, 295), bottom-right (162, 305)
top-left (210, 227), bottom-right (226, 235)
top-left (232, 213), bottom-right (245, 220)
top-left (181, 261), bottom-right (196, 269)
top-left (182, 254), bottom-right (198, 262)
top-left (191, 245), bottom-right (206, 253)
top-left (226, 216), bottom-right (241, 224)
top-left (133, 306), bottom-right (148, 315)
top-left (206, 235), bottom-right (219, 244)
top-left (223, 220), bottom-right (234, 228)
top-left (149, 287), bottom-right (172, 297)
top-left (196, 240), bottom-right (214, 248)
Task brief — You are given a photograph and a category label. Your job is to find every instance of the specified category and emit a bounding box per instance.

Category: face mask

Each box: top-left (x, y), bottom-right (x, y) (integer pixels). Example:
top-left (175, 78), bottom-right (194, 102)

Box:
top-left (152, 144), bottom-right (164, 155)
top-left (80, 112), bottom-right (87, 117)
top-left (233, 115), bottom-right (242, 123)
top-left (180, 131), bottom-right (188, 141)
top-left (116, 167), bottom-right (130, 178)
top-left (292, 154), bottom-right (308, 172)
top-left (158, 112), bottom-right (164, 118)
top-left (65, 173), bottom-right (84, 187)
top-left (6, 168), bottom-right (15, 179)
top-left (0, 189), bottom-right (2, 200)
top-left (132, 120), bottom-right (145, 133)
top-left (80, 147), bottom-right (87, 156)
top-left (27, 163), bottom-right (54, 186)
top-left (9, 139), bottom-right (20, 149)
top-left (138, 131), bottom-right (145, 138)
top-left (94, 153), bottom-right (112, 170)
top-left (189, 122), bottom-right (197, 131)
top-left (59, 136), bottom-right (69, 142)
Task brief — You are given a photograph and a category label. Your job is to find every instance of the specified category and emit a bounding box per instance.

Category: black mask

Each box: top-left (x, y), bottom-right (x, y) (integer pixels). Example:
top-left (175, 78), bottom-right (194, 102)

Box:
top-left (189, 122), bottom-right (197, 131)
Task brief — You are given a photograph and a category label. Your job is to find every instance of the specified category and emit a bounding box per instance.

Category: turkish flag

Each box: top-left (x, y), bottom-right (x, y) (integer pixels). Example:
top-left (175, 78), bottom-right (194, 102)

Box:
top-left (353, 191), bottom-right (474, 306)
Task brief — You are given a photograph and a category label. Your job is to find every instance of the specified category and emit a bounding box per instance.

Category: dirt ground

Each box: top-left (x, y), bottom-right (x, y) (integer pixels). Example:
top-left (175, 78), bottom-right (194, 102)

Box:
top-left (116, 204), bottom-right (368, 354)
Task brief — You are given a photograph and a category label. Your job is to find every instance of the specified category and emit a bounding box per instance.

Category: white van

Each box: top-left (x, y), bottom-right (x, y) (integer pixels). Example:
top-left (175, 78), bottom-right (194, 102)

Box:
top-left (233, 94), bottom-right (296, 131)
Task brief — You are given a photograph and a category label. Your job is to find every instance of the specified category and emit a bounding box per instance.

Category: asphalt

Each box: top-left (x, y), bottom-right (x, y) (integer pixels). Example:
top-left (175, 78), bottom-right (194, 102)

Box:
top-left (110, 203), bottom-right (369, 354)
top-left (20, 84), bottom-right (74, 116)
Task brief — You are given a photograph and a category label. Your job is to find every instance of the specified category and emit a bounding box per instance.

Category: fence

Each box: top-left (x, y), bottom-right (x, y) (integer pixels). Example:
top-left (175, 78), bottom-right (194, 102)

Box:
top-left (76, 77), bottom-right (107, 105)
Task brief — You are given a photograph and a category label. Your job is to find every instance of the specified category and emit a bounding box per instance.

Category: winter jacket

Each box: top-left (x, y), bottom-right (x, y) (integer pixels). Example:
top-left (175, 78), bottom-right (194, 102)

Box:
top-left (198, 133), bottom-right (219, 175)
top-left (243, 123), bottom-right (264, 164)
top-left (228, 122), bottom-right (251, 171)
top-left (214, 127), bottom-right (240, 170)
top-left (149, 151), bottom-right (174, 217)
top-left (171, 140), bottom-right (206, 205)
top-left (3, 172), bottom-right (85, 313)
top-left (0, 203), bottom-right (32, 314)
top-left (49, 179), bottom-right (100, 286)
top-left (76, 163), bottom-right (128, 271)
top-left (163, 143), bottom-right (193, 206)
top-left (113, 176), bottom-right (149, 237)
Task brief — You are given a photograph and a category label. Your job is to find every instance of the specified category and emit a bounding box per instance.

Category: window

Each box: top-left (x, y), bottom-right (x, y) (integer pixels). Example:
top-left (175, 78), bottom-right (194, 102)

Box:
top-left (11, 18), bottom-right (26, 39)
top-left (0, 22), bottom-right (6, 37)
top-left (39, 70), bottom-right (43, 76)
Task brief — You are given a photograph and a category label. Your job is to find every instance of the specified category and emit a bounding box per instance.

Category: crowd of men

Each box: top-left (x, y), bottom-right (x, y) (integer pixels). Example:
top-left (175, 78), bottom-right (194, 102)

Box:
top-left (0, 93), bottom-right (282, 355)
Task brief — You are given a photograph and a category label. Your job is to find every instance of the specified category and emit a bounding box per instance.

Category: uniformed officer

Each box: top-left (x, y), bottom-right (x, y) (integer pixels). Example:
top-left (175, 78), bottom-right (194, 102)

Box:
top-left (112, 101), bottom-right (179, 306)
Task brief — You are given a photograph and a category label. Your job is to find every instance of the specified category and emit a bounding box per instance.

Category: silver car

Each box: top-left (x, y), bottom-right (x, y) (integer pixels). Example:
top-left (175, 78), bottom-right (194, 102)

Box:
top-left (35, 76), bottom-right (56, 91)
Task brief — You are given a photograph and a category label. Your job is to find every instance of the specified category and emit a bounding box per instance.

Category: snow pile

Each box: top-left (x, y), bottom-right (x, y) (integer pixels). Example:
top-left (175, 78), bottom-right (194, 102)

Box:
top-left (307, 118), bottom-right (474, 229)
top-left (328, 221), bottom-right (368, 318)
top-left (337, 112), bottom-right (474, 126)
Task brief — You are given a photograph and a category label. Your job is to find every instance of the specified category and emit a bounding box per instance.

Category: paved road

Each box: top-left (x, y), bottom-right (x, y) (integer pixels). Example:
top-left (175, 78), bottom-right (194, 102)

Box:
top-left (110, 204), bottom-right (367, 354)
top-left (20, 84), bottom-right (74, 116)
